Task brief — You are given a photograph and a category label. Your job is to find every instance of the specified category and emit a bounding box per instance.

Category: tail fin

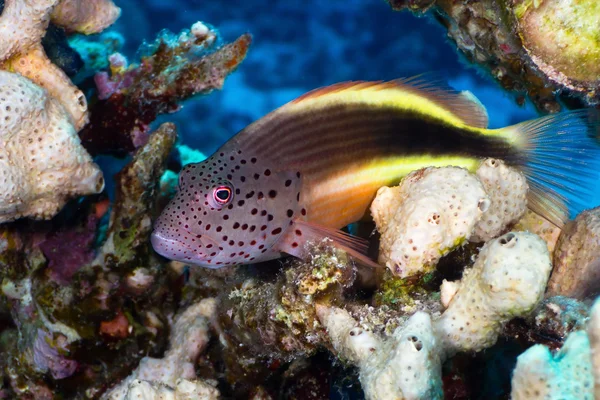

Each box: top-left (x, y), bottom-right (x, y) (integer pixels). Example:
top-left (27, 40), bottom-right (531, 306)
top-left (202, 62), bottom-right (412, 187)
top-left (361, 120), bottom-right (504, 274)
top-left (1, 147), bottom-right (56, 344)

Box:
top-left (505, 109), bottom-right (600, 227)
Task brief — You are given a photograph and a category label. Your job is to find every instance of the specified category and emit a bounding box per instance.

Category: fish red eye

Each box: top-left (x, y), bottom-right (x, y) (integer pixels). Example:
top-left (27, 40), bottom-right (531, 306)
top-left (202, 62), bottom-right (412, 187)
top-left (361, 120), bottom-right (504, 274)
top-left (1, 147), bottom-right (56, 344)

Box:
top-left (214, 186), bottom-right (232, 204)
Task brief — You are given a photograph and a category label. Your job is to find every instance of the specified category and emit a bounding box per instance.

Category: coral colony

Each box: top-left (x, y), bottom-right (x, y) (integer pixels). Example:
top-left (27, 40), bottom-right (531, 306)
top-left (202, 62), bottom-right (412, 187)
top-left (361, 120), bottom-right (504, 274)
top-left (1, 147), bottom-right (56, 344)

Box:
top-left (0, 0), bottom-right (600, 399)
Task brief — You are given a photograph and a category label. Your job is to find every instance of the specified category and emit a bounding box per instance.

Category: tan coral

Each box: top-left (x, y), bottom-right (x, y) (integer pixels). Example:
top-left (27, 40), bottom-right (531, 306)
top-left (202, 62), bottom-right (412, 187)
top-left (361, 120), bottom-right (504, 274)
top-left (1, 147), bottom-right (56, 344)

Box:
top-left (51, 0), bottom-right (121, 34)
top-left (547, 207), bottom-right (600, 300)
top-left (589, 298), bottom-right (600, 398)
top-left (0, 71), bottom-right (104, 223)
top-left (0, 0), bottom-right (120, 131)
top-left (7, 44), bottom-right (89, 130)
top-left (0, 0), bottom-right (57, 61)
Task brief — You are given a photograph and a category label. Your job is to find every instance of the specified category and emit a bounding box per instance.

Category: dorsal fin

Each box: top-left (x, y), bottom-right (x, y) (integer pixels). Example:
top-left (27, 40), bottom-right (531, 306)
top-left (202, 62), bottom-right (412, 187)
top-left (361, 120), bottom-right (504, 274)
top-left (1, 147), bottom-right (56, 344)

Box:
top-left (290, 75), bottom-right (489, 129)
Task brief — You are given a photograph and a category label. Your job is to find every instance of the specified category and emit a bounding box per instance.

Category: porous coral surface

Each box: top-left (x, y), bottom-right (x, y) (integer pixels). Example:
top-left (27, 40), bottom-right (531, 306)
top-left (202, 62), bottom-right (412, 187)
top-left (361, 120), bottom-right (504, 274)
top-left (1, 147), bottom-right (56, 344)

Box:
top-left (371, 166), bottom-right (488, 277)
top-left (472, 158), bottom-right (528, 242)
top-left (511, 331), bottom-right (594, 400)
top-left (0, 70), bottom-right (103, 223)
top-left (0, 0), bottom-right (120, 130)
top-left (318, 306), bottom-right (443, 400)
top-left (103, 299), bottom-right (220, 399)
top-left (436, 232), bottom-right (552, 355)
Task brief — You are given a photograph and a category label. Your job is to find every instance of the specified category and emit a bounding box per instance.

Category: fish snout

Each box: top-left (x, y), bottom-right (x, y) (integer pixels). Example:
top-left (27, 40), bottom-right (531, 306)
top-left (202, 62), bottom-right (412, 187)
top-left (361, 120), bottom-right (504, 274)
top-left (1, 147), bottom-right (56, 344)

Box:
top-left (150, 228), bottom-right (221, 267)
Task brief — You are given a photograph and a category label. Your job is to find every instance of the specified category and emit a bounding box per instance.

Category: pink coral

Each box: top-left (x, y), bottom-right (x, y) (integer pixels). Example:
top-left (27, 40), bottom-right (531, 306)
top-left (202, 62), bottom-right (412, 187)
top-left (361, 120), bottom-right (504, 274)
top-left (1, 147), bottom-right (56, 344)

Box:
top-left (33, 329), bottom-right (78, 380)
top-left (38, 214), bottom-right (98, 284)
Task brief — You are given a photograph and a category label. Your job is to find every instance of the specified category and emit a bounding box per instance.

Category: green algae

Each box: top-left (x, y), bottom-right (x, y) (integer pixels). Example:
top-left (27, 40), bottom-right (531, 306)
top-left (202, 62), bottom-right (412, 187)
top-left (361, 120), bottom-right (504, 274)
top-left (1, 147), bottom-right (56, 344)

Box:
top-left (374, 269), bottom-right (432, 307)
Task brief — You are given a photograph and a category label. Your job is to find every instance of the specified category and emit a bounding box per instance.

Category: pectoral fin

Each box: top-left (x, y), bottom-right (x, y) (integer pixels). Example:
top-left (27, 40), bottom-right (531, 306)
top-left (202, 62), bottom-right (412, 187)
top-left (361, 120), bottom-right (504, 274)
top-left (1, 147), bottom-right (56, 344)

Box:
top-left (275, 219), bottom-right (381, 269)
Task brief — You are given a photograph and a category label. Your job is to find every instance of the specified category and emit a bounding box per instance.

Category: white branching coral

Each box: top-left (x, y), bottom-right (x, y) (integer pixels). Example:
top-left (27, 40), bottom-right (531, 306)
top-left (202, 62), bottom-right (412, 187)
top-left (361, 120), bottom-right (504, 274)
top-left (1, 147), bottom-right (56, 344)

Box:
top-left (0, 71), bottom-right (104, 223)
top-left (436, 231), bottom-right (552, 355)
top-left (371, 166), bottom-right (489, 277)
top-left (0, 0), bottom-right (120, 130)
top-left (102, 298), bottom-right (220, 400)
top-left (317, 306), bottom-right (443, 400)
top-left (371, 160), bottom-right (529, 277)
top-left (107, 378), bottom-right (219, 400)
top-left (511, 331), bottom-right (594, 400)
top-left (318, 232), bottom-right (551, 399)
top-left (510, 296), bottom-right (600, 399)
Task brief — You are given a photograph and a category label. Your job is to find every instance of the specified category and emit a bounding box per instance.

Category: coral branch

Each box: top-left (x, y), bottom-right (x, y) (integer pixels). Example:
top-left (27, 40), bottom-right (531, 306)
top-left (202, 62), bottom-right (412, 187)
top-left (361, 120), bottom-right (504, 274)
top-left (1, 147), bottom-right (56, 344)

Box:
top-left (102, 298), bottom-right (220, 399)
top-left (95, 122), bottom-right (177, 267)
top-left (79, 24), bottom-right (252, 156)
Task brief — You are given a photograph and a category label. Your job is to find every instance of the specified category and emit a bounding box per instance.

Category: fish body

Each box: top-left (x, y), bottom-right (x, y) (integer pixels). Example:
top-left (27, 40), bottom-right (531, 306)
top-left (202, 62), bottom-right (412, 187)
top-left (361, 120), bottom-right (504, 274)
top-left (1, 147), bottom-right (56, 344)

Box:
top-left (151, 77), bottom-right (600, 268)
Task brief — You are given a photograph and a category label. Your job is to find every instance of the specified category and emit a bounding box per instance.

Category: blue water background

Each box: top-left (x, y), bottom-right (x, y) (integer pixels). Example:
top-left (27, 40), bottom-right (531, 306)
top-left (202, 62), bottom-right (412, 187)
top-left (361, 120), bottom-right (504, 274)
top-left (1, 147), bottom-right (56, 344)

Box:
top-left (107, 0), bottom-right (600, 214)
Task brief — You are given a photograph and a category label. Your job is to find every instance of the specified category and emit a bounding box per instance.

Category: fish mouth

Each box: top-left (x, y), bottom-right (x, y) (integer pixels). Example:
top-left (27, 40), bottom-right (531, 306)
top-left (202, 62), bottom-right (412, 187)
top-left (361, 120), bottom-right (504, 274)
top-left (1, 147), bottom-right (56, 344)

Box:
top-left (150, 230), bottom-right (219, 266)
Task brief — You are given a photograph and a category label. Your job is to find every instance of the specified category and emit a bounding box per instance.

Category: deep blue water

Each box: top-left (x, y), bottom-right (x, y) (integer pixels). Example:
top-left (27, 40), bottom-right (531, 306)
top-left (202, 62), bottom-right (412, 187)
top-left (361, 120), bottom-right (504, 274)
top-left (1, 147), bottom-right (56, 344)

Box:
top-left (107, 0), bottom-right (600, 213)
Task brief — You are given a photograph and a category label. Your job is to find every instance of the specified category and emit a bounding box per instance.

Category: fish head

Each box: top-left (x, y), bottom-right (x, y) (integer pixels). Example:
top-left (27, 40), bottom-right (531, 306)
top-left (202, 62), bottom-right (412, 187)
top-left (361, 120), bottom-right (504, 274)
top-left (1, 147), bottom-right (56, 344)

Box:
top-left (151, 149), bottom-right (303, 268)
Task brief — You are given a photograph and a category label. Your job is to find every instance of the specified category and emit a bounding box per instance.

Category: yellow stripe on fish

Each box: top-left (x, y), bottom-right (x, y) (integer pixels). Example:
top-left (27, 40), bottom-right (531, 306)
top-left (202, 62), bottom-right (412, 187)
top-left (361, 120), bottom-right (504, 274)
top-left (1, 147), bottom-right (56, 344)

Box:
top-left (304, 156), bottom-right (482, 228)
